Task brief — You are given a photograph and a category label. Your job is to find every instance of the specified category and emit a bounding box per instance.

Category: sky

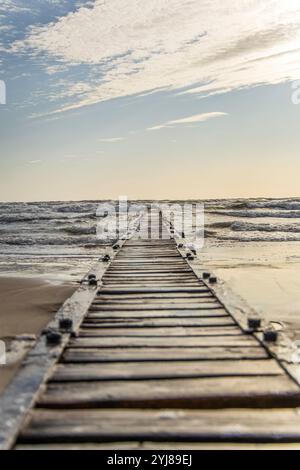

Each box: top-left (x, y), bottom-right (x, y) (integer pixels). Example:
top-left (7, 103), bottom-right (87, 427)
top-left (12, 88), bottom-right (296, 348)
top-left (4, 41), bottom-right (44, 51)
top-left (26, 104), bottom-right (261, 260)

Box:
top-left (0, 0), bottom-right (300, 201)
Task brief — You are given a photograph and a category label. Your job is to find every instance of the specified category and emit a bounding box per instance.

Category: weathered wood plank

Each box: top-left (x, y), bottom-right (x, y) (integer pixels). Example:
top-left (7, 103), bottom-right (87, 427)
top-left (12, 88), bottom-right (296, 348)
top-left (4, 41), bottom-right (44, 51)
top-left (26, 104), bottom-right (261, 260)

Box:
top-left (94, 297), bottom-right (215, 304)
top-left (107, 268), bottom-right (194, 273)
top-left (110, 261), bottom-right (188, 265)
top-left (82, 317), bottom-right (236, 328)
top-left (78, 326), bottom-right (242, 336)
top-left (38, 376), bottom-right (300, 409)
top-left (69, 335), bottom-right (259, 348)
top-left (87, 310), bottom-right (227, 319)
top-left (63, 346), bottom-right (269, 363)
top-left (95, 293), bottom-right (212, 300)
top-left (101, 283), bottom-right (202, 287)
top-left (17, 408), bottom-right (300, 444)
top-left (90, 302), bottom-right (221, 311)
top-left (14, 442), bottom-right (300, 450)
top-left (51, 359), bottom-right (283, 382)
top-left (103, 272), bottom-right (198, 282)
top-left (98, 287), bottom-right (208, 294)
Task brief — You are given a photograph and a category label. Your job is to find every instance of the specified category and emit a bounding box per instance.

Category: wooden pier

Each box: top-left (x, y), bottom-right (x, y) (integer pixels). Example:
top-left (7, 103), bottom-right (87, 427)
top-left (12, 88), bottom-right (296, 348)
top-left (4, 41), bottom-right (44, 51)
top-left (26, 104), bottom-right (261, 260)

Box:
top-left (2, 211), bottom-right (300, 449)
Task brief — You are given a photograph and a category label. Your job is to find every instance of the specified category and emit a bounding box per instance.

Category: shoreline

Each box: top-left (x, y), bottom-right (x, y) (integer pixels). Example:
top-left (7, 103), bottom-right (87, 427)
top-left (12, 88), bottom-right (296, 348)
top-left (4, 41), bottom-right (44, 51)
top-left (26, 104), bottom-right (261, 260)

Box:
top-left (0, 276), bottom-right (76, 394)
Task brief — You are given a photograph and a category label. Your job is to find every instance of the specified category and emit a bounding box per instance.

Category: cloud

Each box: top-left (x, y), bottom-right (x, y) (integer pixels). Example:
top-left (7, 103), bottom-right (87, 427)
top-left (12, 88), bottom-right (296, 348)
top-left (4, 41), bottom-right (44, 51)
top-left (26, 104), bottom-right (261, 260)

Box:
top-left (28, 159), bottom-right (42, 164)
top-left (98, 137), bottom-right (124, 143)
top-left (0, 0), bottom-right (31, 14)
top-left (147, 112), bottom-right (228, 131)
top-left (9, 0), bottom-right (300, 113)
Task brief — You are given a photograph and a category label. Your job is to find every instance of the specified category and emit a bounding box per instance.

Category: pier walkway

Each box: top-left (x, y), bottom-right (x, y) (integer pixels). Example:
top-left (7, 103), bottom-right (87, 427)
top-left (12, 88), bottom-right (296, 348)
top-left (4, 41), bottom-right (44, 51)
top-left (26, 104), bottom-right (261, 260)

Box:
top-left (1, 212), bottom-right (300, 449)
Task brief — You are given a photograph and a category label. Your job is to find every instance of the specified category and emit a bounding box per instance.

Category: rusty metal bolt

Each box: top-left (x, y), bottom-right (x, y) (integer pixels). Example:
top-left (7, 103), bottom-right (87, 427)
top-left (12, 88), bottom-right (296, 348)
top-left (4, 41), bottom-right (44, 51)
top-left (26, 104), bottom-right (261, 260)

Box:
top-left (209, 276), bottom-right (217, 284)
top-left (46, 330), bottom-right (62, 346)
top-left (263, 329), bottom-right (278, 342)
top-left (248, 318), bottom-right (261, 330)
top-left (59, 318), bottom-right (73, 331)
top-left (203, 272), bottom-right (210, 279)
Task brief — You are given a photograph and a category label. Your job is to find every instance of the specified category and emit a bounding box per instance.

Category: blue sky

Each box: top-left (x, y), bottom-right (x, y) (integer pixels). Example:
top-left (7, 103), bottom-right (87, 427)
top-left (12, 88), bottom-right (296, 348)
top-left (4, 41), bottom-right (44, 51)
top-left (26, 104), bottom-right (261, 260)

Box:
top-left (1, 0), bottom-right (300, 201)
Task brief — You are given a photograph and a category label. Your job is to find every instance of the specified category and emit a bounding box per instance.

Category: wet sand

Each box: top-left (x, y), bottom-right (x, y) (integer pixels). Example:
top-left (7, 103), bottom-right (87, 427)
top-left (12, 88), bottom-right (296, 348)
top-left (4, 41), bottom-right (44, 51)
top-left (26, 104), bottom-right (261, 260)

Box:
top-left (196, 242), bottom-right (300, 339)
top-left (0, 277), bottom-right (76, 394)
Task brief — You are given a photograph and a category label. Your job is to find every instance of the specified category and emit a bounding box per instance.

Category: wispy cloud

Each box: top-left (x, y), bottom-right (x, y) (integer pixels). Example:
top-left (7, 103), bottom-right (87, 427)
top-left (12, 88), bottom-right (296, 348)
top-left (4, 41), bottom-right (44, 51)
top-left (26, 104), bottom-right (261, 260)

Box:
top-left (28, 159), bottom-right (42, 164)
top-left (147, 112), bottom-right (228, 131)
top-left (98, 137), bottom-right (124, 143)
top-left (9, 0), bottom-right (300, 113)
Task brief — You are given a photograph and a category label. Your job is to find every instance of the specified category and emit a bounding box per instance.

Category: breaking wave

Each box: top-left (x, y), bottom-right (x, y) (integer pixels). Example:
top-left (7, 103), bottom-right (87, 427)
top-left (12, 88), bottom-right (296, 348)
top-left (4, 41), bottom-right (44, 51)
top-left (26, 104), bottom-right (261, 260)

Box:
top-left (210, 210), bottom-right (300, 218)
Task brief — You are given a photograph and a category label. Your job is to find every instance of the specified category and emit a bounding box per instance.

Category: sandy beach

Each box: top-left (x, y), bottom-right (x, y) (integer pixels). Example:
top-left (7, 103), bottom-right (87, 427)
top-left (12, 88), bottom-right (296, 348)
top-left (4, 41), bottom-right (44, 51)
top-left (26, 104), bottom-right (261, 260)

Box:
top-left (0, 277), bottom-right (75, 394)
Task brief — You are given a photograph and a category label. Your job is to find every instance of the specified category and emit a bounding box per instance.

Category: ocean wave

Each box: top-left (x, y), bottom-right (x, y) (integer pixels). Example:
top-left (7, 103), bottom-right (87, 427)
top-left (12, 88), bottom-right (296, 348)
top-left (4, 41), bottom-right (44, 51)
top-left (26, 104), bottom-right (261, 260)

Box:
top-left (0, 214), bottom-right (53, 223)
top-left (0, 235), bottom-right (100, 246)
top-left (2, 199), bottom-right (300, 250)
top-left (210, 232), bottom-right (300, 242)
top-left (0, 212), bottom-right (95, 224)
top-left (62, 225), bottom-right (96, 235)
top-left (53, 202), bottom-right (99, 213)
top-left (206, 222), bottom-right (232, 229)
top-left (210, 210), bottom-right (300, 218)
top-left (231, 222), bottom-right (300, 233)
top-left (246, 199), bottom-right (300, 210)
top-left (205, 200), bottom-right (249, 210)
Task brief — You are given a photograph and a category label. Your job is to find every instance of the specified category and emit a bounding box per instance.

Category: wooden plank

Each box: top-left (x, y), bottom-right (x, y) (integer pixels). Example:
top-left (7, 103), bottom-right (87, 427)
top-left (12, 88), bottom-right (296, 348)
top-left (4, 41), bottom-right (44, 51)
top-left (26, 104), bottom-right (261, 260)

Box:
top-left (95, 293), bottom-right (212, 300)
top-left (109, 267), bottom-right (189, 270)
top-left (114, 258), bottom-right (183, 262)
top-left (37, 376), bottom-right (300, 409)
top-left (78, 326), bottom-right (242, 336)
top-left (110, 261), bottom-right (187, 265)
top-left (116, 255), bottom-right (180, 258)
top-left (69, 335), bottom-right (259, 348)
top-left (17, 408), bottom-right (300, 444)
top-left (116, 252), bottom-right (181, 256)
top-left (14, 442), bottom-right (300, 450)
top-left (98, 288), bottom-right (208, 294)
top-left (116, 252), bottom-right (179, 255)
top-left (102, 275), bottom-right (198, 280)
top-left (51, 359), bottom-right (283, 382)
top-left (104, 272), bottom-right (197, 276)
top-left (101, 283), bottom-right (203, 287)
top-left (63, 346), bottom-right (269, 363)
top-left (90, 303), bottom-right (221, 311)
top-left (93, 296), bottom-right (217, 302)
top-left (103, 277), bottom-right (200, 282)
top-left (81, 317), bottom-right (236, 328)
top-left (101, 282), bottom-right (202, 287)
top-left (107, 268), bottom-right (194, 272)
top-left (87, 310), bottom-right (227, 319)
top-left (94, 297), bottom-right (215, 304)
